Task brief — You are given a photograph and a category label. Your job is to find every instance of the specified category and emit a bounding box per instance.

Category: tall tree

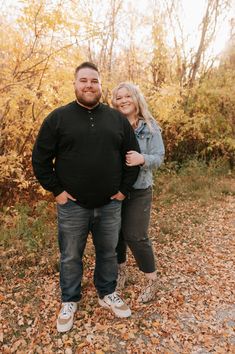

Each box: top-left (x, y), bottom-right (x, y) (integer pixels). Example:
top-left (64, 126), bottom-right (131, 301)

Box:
top-left (188, 0), bottom-right (231, 87)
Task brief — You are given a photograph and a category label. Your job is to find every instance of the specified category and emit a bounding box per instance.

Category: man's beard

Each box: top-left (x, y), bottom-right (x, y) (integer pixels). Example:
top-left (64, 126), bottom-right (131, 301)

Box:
top-left (75, 89), bottom-right (101, 108)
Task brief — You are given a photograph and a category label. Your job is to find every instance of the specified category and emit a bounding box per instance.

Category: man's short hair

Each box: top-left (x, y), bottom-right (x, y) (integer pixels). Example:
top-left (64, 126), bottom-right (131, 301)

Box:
top-left (75, 62), bottom-right (99, 77)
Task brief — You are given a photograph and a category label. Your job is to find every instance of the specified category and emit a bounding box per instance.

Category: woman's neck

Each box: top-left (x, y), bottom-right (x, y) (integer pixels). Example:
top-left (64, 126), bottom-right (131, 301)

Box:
top-left (127, 114), bottom-right (139, 129)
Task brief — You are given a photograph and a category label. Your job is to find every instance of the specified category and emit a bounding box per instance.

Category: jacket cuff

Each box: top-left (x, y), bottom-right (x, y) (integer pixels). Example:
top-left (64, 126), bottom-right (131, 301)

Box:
top-left (141, 154), bottom-right (150, 169)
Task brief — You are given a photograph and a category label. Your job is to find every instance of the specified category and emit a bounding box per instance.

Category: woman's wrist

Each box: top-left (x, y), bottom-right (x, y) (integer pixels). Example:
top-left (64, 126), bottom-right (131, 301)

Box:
top-left (139, 154), bottom-right (145, 166)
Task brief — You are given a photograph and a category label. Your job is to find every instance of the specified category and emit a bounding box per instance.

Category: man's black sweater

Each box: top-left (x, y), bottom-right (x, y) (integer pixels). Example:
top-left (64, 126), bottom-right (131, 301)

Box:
top-left (32, 101), bottom-right (140, 208)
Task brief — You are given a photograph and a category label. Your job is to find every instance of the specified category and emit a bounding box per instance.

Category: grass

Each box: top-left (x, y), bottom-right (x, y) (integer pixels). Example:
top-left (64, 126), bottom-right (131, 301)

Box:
top-left (0, 158), bottom-right (234, 271)
top-left (149, 158), bottom-right (235, 243)
top-left (154, 158), bottom-right (235, 206)
top-left (0, 200), bottom-right (58, 275)
top-left (0, 201), bottom-right (56, 250)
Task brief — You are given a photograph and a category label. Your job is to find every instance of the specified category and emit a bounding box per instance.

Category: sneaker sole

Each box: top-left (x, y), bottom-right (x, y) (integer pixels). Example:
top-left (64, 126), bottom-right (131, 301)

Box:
top-left (56, 317), bottom-right (74, 332)
top-left (98, 298), bottom-right (131, 318)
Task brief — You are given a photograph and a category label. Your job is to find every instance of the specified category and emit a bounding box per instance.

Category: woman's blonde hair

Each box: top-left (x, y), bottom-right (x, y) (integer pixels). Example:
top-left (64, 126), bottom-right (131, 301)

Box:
top-left (112, 82), bottom-right (154, 131)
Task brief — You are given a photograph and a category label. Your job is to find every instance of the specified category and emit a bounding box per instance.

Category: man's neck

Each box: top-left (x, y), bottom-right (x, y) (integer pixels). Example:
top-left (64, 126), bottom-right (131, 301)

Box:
top-left (76, 99), bottom-right (100, 110)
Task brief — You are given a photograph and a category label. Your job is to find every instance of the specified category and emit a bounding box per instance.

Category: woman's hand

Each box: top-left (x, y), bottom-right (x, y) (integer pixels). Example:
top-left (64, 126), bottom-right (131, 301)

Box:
top-left (126, 150), bottom-right (145, 166)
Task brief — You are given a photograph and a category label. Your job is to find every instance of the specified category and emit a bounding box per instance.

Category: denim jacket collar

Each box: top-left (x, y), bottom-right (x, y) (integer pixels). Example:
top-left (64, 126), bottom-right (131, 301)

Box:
top-left (135, 119), bottom-right (146, 135)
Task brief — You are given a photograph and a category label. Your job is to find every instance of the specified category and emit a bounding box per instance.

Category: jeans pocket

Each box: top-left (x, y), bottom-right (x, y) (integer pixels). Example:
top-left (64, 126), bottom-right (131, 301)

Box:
top-left (111, 199), bottom-right (123, 204)
top-left (57, 199), bottom-right (71, 207)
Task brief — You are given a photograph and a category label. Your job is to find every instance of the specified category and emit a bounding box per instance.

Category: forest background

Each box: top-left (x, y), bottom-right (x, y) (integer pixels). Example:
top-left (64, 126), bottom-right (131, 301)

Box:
top-left (0, 0), bottom-right (234, 206)
top-left (0, 1), bottom-right (235, 352)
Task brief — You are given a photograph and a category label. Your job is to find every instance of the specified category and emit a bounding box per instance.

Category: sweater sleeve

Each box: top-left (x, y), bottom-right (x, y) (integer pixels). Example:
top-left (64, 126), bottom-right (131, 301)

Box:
top-left (119, 116), bottom-right (140, 196)
top-left (32, 113), bottom-right (64, 196)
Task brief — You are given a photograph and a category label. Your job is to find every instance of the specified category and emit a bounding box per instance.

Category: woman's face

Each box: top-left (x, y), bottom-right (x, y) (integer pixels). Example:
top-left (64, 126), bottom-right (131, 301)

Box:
top-left (115, 87), bottom-right (136, 118)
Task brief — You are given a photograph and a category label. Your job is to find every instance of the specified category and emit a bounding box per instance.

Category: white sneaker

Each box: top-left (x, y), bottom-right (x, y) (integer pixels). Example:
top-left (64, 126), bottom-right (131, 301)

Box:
top-left (98, 292), bottom-right (131, 318)
top-left (56, 302), bottom-right (77, 332)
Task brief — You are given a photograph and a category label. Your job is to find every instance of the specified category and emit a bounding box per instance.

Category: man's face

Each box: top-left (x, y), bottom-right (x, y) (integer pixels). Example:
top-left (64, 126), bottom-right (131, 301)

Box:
top-left (74, 68), bottom-right (102, 108)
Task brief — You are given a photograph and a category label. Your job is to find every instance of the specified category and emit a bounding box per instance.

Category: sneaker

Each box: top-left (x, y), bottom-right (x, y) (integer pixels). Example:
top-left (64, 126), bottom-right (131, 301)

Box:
top-left (137, 279), bottom-right (157, 303)
top-left (116, 265), bottom-right (127, 292)
top-left (56, 302), bottom-right (77, 332)
top-left (98, 292), bottom-right (131, 318)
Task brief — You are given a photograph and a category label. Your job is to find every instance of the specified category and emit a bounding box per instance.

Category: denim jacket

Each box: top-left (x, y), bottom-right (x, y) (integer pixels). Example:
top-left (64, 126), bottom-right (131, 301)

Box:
top-left (133, 119), bottom-right (165, 189)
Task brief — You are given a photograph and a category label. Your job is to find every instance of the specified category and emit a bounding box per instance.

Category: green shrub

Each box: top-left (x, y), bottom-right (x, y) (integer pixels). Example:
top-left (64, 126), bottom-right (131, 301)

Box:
top-left (0, 201), bottom-right (56, 251)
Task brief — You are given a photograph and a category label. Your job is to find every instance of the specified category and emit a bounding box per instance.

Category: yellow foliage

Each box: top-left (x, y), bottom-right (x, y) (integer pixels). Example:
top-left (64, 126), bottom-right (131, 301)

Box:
top-left (0, 1), bottom-right (84, 203)
top-left (0, 0), bottom-right (234, 205)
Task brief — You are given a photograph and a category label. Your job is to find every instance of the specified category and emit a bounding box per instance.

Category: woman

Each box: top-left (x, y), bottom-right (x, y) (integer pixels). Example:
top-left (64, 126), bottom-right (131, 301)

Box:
top-left (112, 82), bottom-right (165, 303)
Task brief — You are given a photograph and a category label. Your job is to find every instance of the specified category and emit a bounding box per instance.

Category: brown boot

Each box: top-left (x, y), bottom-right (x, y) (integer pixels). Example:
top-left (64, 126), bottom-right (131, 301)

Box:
top-left (116, 264), bottom-right (127, 292)
top-left (137, 279), bottom-right (157, 303)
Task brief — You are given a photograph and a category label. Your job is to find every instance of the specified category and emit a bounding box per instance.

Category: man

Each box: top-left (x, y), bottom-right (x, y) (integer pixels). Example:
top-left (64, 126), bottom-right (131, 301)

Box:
top-left (32, 62), bottom-right (139, 332)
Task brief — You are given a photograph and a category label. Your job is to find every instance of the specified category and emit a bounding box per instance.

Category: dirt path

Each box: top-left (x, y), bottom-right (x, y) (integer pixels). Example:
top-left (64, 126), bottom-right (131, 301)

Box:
top-left (1, 196), bottom-right (235, 353)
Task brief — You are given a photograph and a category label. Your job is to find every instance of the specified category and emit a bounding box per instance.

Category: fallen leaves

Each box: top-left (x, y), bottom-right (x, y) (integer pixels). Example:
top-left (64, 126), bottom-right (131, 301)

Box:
top-left (1, 196), bottom-right (235, 353)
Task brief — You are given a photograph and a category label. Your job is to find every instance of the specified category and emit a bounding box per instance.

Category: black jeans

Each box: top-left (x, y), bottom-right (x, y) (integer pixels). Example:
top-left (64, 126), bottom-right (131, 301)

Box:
top-left (116, 187), bottom-right (156, 273)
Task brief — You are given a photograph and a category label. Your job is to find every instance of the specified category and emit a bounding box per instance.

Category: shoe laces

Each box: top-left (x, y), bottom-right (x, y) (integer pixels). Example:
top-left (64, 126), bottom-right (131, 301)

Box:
top-left (108, 292), bottom-right (124, 305)
top-left (61, 302), bottom-right (74, 317)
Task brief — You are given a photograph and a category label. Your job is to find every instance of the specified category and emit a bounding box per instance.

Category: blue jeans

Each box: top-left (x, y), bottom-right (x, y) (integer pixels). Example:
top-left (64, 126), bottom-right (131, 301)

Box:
top-left (57, 199), bottom-right (122, 302)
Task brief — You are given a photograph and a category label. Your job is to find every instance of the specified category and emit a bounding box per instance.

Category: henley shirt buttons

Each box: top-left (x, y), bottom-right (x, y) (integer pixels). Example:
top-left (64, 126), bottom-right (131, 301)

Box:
top-left (88, 111), bottom-right (94, 127)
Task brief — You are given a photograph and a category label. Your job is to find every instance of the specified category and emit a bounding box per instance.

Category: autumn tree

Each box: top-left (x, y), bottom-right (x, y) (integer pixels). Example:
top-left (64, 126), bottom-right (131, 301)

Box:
top-left (187, 0), bottom-right (232, 86)
top-left (0, 0), bottom-right (234, 206)
top-left (0, 0), bottom-right (81, 203)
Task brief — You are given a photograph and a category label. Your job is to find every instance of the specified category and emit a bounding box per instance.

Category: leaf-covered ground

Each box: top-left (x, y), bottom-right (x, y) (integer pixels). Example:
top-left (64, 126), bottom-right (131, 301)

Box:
top-left (1, 195), bottom-right (235, 353)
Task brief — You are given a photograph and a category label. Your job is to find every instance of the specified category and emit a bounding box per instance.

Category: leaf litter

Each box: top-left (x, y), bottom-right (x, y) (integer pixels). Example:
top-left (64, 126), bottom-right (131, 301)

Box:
top-left (1, 196), bottom-right (234, 353)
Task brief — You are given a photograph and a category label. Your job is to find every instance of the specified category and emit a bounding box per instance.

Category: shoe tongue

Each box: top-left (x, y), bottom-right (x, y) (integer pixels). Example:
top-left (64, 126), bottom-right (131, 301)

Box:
top-left (111, 293), bottom-right (122, 304)
top-left (62, 304), bottom-right (71, 314)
